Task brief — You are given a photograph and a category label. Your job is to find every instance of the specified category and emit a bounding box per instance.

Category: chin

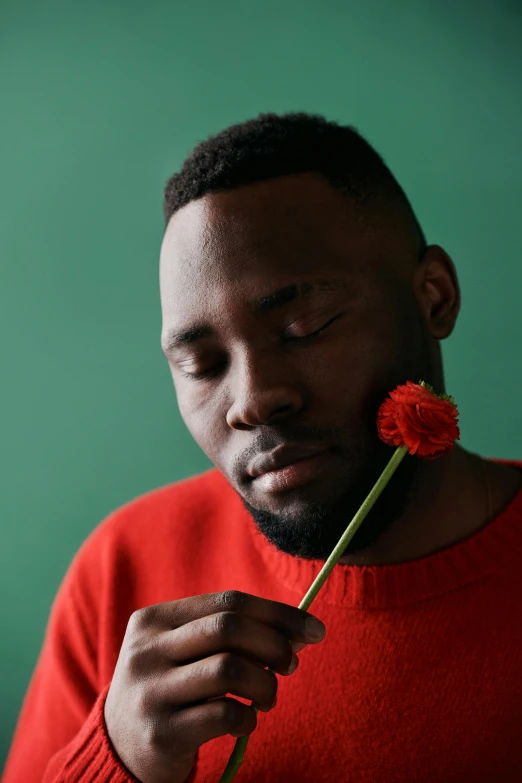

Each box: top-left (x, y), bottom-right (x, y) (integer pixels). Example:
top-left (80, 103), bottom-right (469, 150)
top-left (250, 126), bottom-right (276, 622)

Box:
top-left (244, 480), bottom-right (352, 521)
top-left (241, 452), bottom-right (420, 561)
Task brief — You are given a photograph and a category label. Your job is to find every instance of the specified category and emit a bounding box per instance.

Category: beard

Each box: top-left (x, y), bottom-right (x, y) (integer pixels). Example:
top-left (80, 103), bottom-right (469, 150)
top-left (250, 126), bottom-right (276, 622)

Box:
top-left (240, 439), bottom-right (423, 561)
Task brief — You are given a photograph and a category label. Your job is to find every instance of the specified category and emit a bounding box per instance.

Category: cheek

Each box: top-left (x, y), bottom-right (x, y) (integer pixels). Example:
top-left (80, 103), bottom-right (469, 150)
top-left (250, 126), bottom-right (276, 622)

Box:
top-left (310, 319), bottom-right (396, 396)
top-left (305, 316), bottom-right (407, 431)
top-left (176, 384), bottom-right (227, 462)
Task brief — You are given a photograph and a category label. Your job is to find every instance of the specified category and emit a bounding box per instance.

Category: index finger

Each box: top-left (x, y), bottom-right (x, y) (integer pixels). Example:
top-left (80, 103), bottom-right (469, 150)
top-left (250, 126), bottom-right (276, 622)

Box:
top-left (150, 590), bottom-right (326, 644)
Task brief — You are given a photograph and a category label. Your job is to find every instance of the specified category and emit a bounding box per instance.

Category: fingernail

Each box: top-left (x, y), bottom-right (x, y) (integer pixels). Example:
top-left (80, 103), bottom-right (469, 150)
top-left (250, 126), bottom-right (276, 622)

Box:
top-left (287, 653), bottom-right (299, 674)
top-left (305, 617), bottom-right (326, 641)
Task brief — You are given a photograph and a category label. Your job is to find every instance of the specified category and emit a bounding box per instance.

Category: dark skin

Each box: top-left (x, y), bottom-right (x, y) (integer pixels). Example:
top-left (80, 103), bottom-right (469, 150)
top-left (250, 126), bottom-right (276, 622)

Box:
top-left (105, 173), bottom-right (521, 782)
top-left (159, 172), bottom-right (520, 563)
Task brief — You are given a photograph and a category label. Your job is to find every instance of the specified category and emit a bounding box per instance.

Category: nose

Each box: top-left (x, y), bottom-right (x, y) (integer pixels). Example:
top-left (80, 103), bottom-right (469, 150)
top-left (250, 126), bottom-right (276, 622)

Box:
top-left (225, 354), bottom-right (304, 430)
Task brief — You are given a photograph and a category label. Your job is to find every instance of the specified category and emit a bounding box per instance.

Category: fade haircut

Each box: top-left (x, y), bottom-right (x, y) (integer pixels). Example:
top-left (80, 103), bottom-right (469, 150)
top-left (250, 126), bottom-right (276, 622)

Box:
top-left (163, 111), bottom-right (426, 250)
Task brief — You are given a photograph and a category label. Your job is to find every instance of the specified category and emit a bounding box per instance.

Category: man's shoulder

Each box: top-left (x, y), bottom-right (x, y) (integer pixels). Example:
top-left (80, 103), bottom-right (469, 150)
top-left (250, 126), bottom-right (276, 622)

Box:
top-left (114, 466), bottom-right (229, 511)
top-left (49, 469), bottom-right (240, 660)
top-left (96, 467), bottom-right (233, 541)
top-left (70, 468), bottom-right (237, 579)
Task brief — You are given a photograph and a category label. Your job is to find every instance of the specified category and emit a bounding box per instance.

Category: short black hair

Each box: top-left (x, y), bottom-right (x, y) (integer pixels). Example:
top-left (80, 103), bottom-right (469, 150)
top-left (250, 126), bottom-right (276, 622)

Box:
top-left (163, 111), bottom-right (426, 249)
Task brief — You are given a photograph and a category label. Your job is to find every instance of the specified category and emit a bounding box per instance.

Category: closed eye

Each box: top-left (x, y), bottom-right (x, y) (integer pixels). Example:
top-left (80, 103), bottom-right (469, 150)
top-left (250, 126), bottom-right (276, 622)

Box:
top-left (178, 313), bottom-right (344, 381)
top-left (285, 313), bottom-right (343, 343)
top-left (178, 362), bottom-right (226, 381)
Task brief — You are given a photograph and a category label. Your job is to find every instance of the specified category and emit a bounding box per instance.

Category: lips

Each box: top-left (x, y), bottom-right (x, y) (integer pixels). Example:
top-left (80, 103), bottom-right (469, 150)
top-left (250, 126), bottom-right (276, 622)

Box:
top-left (247, 444), bottom-right (334, 493)
top-left (247, 443), bottom-right (331, 479)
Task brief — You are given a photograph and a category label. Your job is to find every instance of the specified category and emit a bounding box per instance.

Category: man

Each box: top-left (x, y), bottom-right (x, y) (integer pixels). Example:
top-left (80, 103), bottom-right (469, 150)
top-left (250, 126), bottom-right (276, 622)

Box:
top-left (4, 112), bottom-right (522, 783)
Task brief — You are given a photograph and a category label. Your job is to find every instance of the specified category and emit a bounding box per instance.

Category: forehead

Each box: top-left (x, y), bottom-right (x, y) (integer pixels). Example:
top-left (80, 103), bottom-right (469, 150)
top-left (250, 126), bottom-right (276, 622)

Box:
top-left (159, 174), bottom-right (374, 305)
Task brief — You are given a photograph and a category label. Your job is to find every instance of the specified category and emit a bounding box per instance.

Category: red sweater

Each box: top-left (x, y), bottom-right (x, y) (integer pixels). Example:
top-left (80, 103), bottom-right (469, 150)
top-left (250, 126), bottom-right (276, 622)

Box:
top-left (4, 463), bottom-right (522, 782)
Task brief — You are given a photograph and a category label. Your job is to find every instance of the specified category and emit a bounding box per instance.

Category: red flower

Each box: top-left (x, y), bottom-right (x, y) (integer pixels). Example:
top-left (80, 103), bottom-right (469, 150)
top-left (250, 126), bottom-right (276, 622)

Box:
top-left (377, 381), bottom-right (460, 459)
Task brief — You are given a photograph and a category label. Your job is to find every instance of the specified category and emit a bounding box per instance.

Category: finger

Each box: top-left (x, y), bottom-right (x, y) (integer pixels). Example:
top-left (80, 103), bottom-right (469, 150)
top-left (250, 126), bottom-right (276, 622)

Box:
top-left (157, 652), bottom-right (279, 713)
top-left (168, 697), bottom-right (258, 756)
top-left (161, 611), bottom-right (297, 675)
top-left (138, 591), bottom-right (326, 645)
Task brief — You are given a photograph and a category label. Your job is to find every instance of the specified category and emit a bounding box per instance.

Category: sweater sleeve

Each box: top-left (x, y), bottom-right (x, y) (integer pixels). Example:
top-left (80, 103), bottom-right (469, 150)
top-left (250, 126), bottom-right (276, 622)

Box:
top-left (1, 541), bottom-right (139, 782)
top-left (41, 685), bottom-right (199, 783)
top-left (41, 685), bottom-right (138, 782)
top-left (2, 542), bottom-right (199, 783)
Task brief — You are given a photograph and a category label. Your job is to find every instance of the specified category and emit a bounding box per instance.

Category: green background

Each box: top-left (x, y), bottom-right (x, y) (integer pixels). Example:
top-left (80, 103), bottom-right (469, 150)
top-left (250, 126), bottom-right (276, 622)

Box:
top-left (1, 0), bottom-right (521, 767)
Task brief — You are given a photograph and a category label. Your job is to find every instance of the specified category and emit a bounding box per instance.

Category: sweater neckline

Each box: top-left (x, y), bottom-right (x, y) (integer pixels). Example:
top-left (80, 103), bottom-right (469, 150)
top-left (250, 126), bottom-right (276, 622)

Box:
top-left (234, 460), bottom-right (522, 609)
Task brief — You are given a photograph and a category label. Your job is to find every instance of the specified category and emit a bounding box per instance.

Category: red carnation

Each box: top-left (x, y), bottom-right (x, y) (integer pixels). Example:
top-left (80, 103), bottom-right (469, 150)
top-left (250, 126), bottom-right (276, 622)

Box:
top-left (377, 380), bottom-right (460, 459)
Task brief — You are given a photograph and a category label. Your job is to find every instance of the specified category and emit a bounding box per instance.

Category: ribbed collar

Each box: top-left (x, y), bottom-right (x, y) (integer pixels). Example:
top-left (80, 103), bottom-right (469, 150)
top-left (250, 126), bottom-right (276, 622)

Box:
top-left (236, 460), bottom-right (522, 610)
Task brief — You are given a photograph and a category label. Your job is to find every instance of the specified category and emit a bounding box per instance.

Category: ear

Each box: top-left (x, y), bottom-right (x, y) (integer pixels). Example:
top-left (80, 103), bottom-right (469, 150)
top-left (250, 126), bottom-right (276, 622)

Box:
top-left (413, 245), bottom-right (461, 339)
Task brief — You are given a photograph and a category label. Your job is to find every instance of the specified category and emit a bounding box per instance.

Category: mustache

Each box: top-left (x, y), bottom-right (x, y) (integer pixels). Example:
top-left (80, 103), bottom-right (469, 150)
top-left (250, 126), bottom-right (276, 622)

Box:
top-left (232, 422), bottom-right (367, 484)
top-left (238, 423), bottom-right (341, 458)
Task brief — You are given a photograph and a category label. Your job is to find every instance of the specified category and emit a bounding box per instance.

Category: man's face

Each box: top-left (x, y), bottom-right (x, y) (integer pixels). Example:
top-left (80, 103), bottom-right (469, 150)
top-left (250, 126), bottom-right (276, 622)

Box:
top-left (160, 173), bottom-right (437, 560)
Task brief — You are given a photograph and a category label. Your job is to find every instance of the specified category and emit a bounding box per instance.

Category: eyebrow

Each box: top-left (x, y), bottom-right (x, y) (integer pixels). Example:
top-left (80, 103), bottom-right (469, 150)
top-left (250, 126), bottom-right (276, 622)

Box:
top-left (161, 279), bottom-right (346, 352)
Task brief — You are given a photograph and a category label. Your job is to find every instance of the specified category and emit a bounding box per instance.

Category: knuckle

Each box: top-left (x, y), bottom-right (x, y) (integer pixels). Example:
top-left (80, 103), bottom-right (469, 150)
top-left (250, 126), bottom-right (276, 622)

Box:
top-left (211, 611), bottom-right (241, 641)
top-left (123, 640), bottom-right (155, 677)
top-left (213, 698), bottom-right (237, 729)
top-left (216, 590), bottom-right (248, 613)
top-left (214, 652), bottom-right (243, 685)
top-left (142, 713), bottom-right (169, 752)
top-left (126, 609), bottom-right (142, 635)
top-left (128, 605), bottom-right (156, 632)
top-left (216, 698), bottom-right (254, 734)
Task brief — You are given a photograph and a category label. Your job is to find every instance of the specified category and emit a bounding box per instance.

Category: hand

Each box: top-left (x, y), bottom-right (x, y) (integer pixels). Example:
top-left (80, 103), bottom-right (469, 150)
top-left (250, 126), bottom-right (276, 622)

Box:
top-left (104, 590), bottom-right (326, 783)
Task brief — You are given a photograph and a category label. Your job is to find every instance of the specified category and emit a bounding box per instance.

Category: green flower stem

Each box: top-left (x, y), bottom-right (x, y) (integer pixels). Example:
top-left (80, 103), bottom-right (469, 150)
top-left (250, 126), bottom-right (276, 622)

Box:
top-left (217, 445), bottom-right (409, 783)
top-left (298, 445), bottom-right (408, 611)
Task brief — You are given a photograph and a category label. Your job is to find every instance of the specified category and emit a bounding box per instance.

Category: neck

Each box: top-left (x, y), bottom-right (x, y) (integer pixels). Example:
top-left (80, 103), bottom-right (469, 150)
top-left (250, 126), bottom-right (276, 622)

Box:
top-left (338, 445), bottom-right (522, 566)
